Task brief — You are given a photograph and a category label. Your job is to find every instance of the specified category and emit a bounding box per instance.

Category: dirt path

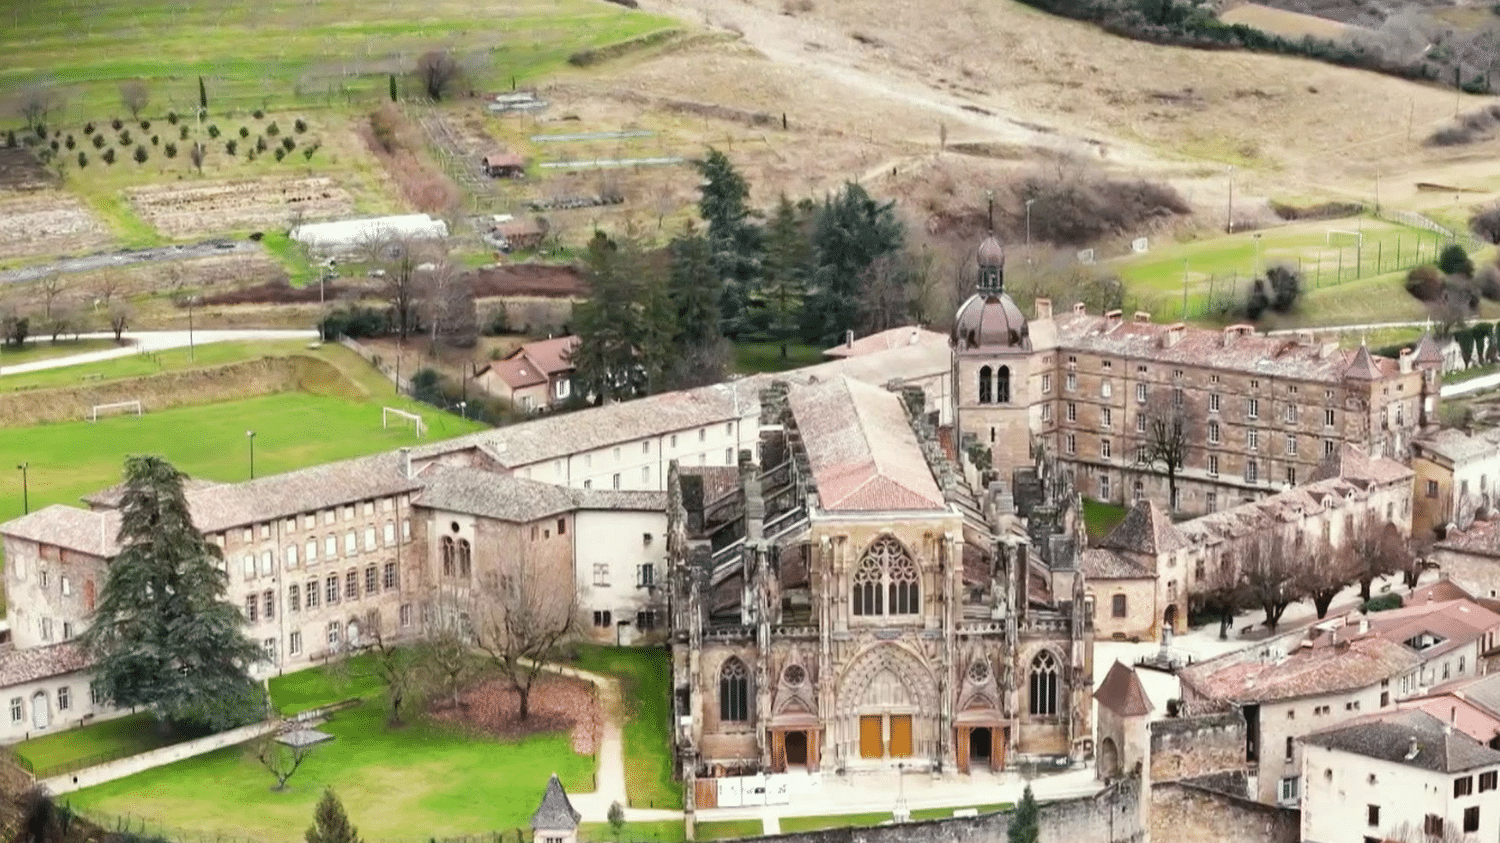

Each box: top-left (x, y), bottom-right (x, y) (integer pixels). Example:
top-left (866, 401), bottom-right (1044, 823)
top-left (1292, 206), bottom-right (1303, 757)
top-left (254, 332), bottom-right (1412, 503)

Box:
top-left (0, 239), bottom-right (263, 285)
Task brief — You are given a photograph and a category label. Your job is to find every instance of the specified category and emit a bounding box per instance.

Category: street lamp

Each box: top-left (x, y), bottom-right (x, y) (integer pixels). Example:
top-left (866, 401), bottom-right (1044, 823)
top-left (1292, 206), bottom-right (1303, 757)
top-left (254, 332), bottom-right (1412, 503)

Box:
top-left (1025, 199), bottom-right (1036, 263)
top-left (457, 401), bottom-right (467, 421)
top-left (246, 430), bottom-right (256, 479)
top-left (16, 462), bottom-right (28, 515)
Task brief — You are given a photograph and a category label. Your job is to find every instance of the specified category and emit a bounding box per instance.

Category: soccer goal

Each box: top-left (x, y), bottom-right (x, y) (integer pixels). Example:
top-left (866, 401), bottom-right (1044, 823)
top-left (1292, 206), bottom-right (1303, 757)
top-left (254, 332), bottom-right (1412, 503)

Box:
top-left (88, 400), bottom-right (143, 423)
top-left (382, 406), bottom-right (427, 438)
top-left (1326, 229), bottom-right (1363, 248)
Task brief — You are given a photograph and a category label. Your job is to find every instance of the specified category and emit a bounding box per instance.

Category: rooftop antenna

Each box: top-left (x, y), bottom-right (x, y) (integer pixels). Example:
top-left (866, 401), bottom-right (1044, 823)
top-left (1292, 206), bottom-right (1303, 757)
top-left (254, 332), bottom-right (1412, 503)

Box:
top-left (986, 190), bottom-right (995, 233)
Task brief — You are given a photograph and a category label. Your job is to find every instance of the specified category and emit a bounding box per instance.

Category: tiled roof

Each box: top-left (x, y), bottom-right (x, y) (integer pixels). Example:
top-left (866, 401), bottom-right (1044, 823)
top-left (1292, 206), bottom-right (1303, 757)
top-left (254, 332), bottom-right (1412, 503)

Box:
top-left (788, 377), bottom-right (946, 512)
top-left (530, 773), bottom-right (581, 830)
top-left (1343, 345), bottom-right (1384, 380)
top-left (683, 466), bottom-right (741, 505)
top-left (418, 466), bottom-right (665, 522)
top-left (1180, 634), bottom-right (1420, 704)
top-left (513, 336), bottom-right (580, 376)
top-left (1414, 428), bottom-right (1495, 464)
top-left (183, 452), bottom-right (422, 534)
top-left (1414, 333), bottom-right (1445, 365)
top-left (81, 477), bottom-right (223, 510)
top-left (1051, 313), bottom-right (1401, 382)
top-left (1097, 499), bottom-right (1187, 555)
top-left (486, 356), bottom-right (547, 390)
top-left (1095, 661), bottom-right (1154, 717)
top-left (1303, 709), bottom-right (1500, 773)
top-left (1449, 673), bottom-right (1500, 720)
top-left (823, 325), bottom-right (947, 358)
top-left (1407, 578), bottom-right (1477, 607)
top-left (1310, 443), bottom-right (1413, 486)
top-left (1399, 695), bottom-right (1500, 746)
top-left (0, 642), bottom-right (90, 686)
top-left (1437, 518), bottom-right (1500, 558)
top-left (1079, 548), bottom-right (1154, 579)
top-left (2, 505), bottom-right (120, 557)
top-left (1365, 598), bottom-right (1500, 660)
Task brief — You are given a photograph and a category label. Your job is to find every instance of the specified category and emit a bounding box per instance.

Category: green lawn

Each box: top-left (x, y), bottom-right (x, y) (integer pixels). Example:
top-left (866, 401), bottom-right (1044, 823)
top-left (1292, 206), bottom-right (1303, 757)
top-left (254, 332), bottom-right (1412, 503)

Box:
top-left (581, 821), bottom-right (688, 843)
top-left (696, 820), bottom-right (765, 840)
top-left (1082, 498), bottom-right (1128, 540)
top-left (0, 0), bottom-right (678, 116)
top-left (733, 342), bottom-right (826, 375)
top-left (571, 645), bottom-right (681, 810)
top-left (0, 338), bottom-right (124, 368)
top-left (267, 653), bottom-right (386, 716)
top-left (778, 804), bottom-right (1012, 832)
top-left (0, 339), bottom-right (308, 393)
top-left (13, 712), bottom-right (183, 776)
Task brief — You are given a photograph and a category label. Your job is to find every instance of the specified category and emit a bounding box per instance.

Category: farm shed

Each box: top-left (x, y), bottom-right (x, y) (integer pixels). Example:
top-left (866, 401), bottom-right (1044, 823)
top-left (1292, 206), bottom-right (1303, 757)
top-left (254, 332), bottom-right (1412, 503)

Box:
top-left (290, 214), bottom-right (449, 254)
top-left (483, 152), bottom-right (527, 178)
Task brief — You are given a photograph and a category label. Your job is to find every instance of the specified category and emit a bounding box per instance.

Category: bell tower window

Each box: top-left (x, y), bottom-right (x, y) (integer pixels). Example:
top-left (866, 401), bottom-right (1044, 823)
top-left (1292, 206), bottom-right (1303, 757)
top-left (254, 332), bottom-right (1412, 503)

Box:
top-left (997, 366), bottom-right (1011, 403)
top-left (978, 366), bottom-right (993, 404)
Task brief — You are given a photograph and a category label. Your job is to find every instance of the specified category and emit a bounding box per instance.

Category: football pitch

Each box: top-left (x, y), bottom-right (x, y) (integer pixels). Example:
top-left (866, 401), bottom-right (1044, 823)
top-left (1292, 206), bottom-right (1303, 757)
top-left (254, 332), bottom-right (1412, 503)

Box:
top-left (0, 392), bottom-right (487, 522)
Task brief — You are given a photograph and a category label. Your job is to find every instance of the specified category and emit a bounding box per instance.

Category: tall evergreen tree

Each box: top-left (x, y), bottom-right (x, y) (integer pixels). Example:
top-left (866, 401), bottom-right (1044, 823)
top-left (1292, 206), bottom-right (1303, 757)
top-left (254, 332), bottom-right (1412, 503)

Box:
top-left (694, 147), bottom-right (761, 337)
top-left (803, 182), bottom-right (904, 347)
top-left (1008, 783), bottom-right (1039, 843)
top-left (197, 77), bottom-right (208, 114)
top-left (568, 231), bottom-right (676, 403)
top-left (81, 455), bottom-right (263, 731)
top-left (666, 220), bottom-right (721, 350)
top-left (760, 194), bottom-right (811, 359)
top-left (306, 789), bottom-right (362, 843)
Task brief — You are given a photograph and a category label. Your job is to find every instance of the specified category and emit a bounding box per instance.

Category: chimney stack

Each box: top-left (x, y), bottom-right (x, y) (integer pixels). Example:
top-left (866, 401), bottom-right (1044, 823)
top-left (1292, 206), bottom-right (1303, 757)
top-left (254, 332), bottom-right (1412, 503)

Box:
top-left (400, 446), bottom-right (413, 480)
top-left (845, 329), bottom-right (854, 349)
top-left (1072, 302), bottom-right (1087, 315)
top-left (1133, 311), bottom-right (1153, 323)
top-left (1358, 617), bottom-right (1369, 635)
top-left (1105, 309), bottom-right (1123, 328)
top-left (1035, 297), bottom-right (1053, 321)
top-left (1399, 347), bottom-right (1414, 374)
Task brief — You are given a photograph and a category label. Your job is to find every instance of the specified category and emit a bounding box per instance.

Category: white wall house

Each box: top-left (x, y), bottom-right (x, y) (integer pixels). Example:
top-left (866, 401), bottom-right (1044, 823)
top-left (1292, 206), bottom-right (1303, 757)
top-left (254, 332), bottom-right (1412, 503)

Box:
top-left (0, 644), bottom-right (131, 745)
top-left (576, 506), bottom-right (669, 645)
top-left (1301, 708), bottom-right (1500, 843)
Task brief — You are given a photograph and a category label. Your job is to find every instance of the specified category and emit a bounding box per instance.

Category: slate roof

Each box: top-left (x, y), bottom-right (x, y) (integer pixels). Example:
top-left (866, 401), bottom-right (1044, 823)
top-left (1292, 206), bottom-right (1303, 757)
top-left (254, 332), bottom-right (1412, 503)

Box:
top-left (1303, 709), bottom-right (1500, 773)
top-left (787, 377), bottom-right (946, 512)
top-left (1097, 499), bottom-right (1187, 555)
top-left (1180, 635), bottom-right (1420, 704)
top-left (531, 773), bottom-right (581, 830)
top-left (1, 505), bottom-right (120, 558)
top-left (1414, 333), bottom-right (1446, 365)
top-left (1095, 661), bottom-right (1154, 717)
top-left (823, 325), bottom-right (947, 358)
top-left (0, 642), bottom-right (90, 686)
top-left (418, 466), bottom-right (665, 522)
top-left (1079, 548), bottom-right (1154, 580)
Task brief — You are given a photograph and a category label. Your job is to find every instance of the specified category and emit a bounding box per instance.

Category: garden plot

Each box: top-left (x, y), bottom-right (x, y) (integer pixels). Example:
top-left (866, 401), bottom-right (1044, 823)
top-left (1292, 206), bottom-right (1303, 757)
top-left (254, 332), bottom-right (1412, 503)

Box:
top-left (125, 177), bottom-right (354, 237)
top-left (0, 192), bottom-right (112, 261)
top-left (0, 149), bottom-right (58, 192)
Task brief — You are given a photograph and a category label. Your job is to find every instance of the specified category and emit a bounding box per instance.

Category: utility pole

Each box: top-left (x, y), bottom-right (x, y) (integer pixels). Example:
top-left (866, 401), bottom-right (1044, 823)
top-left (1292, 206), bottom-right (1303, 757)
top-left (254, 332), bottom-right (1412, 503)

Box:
top-left (1226, 166), bottom-right (1235, 234)
top-left (16, 462), bottom-right (28, 515)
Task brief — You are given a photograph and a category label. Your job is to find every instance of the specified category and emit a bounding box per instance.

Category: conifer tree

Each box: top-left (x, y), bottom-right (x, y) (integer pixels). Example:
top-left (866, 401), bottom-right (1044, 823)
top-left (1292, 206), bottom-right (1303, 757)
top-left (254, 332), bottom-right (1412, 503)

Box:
top-left (803, 182), bottom-right (904, 347)
top-left (197, 77), bottom-right (208, 119)
top-left (693, 147), bottom-right (761, 337)
top-left (761, 194), bottom-right (811, 359)
top-left (81, 455), bottom-right (263, 731)
top-left (306, 789), bottom-right (362, 843)
top-left (1008, 783), bottom-right (1039, 843)
top-left (388, 74), bottom-right (398, 103)
top-left (666, 220), bottom-right (720, 350)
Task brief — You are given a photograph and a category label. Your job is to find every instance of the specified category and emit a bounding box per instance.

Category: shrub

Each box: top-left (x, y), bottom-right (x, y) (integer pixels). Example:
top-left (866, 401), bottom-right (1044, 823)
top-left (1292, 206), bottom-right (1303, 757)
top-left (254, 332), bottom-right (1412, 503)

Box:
top-left (140, 120), bottom-right (150, 131)
top-left (91, 133), bottom-right (105, 149)
top-left (1362, 593), bottom-right (1402, 613)
top-left (319, 306), bottom-right (390, 339)
top-left (266, 121), bottom-right (280, 136)
top-left (133, 144), bottom-right (147, 163)
top-left (273, 148), bottom-right (285, 162)
top-left (111, 118), bottom-right (122, 130)
top-left (102, 147), bottom-right (116, 164)
top-left (1475, 203), bottom-right (1500, 245)
top-left (225, 139), bottom-right (237, 155)
top-left (48, 140), bottom-right (58, 152)
top-left (239, 126), bottom-right (250, 138)
top-left (256, 135), bottom-right (267, 153)
top-left (1406, 265), bottom-right (1445, 302)
top-left (64, 134), bottom-right (74, 150)
top-left (118, 129), bottom-right (132, 146)
top-left (167, 111), bottom-right (178, 125)
top-left (281, 136), bottom-right (295, 152)
top-left (150, 134), bottom-right (159, 146)
top-left (252, 109), bottom-right (264, 119)
top-left (484, 308), bottom-right (511, 335)
top-left (76, 151), bottom-right (87, 168)
top-left (83, 122), bottom-right (95, 134)
top-left (302, 141), bottom-right (320, 161)
top-left (207, 124), bottom-right (220, 139)
top-left (294, 118), bottom-right (307, 133)
top-left (164, 142), bottom-right (177, 158)
top-left (1478, 263), bottom-right (1500, 301)
top-left (1441, 244), bottom-right (1475, 277)
top-left (35, 124), bottom-right (46, 139)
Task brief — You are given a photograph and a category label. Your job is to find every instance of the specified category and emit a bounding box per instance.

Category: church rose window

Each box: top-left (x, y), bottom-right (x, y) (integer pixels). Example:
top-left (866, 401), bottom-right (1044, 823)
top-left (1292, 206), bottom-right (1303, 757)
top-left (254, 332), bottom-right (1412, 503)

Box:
top-left (1029, 650), bottom-right (1060, 717)
top-left (783, 664), bottom-right (806, 686)
top-left (720, 657), bottom-right (749, 722)
top-left (968, 659), bottom-right (991, 683)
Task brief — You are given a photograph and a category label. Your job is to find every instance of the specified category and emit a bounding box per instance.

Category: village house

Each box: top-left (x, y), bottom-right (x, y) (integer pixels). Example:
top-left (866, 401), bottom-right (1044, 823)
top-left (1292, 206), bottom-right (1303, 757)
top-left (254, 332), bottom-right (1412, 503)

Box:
top-left (1398, 672), bottom-right (1500, 749)
top-left (481, 151), bottom-right (526, 178)
top-left (475, 335), bottom-right (580, 412)
top-left (1430, 518), bottom-right (1500, 603)
top-left (1300, 708), bottom-right (1500, 843)
top-left (1362, 598), bottom-right (1500, 689)
top-left (1410, 426), bottom-right (1500, 540)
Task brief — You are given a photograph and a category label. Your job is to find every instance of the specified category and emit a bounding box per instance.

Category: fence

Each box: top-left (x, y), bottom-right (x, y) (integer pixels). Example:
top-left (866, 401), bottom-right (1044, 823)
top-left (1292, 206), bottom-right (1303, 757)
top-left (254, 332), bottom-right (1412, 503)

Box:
top-left (1377, 208), bottom-right (1485, 252)
top-left (337, 335), bottom-right (412, 394)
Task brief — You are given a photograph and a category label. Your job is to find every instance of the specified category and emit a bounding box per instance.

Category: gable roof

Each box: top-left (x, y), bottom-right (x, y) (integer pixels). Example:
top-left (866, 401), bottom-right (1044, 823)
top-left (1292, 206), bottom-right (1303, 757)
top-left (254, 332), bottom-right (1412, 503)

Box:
top-left (823, 325), bottom-right (947, 358)
top-left (1078, 548), bottom-right (1154, 580)
top-left (1364, 598), bottom-right (1500, 660)
top-left (788, 377), bottom-right (946, 512)
top-left (1097, 499), bottom-right (1186, 555)
top-left (0, 642), bottom-right (90, 686)
top-left (1303, 708), bottom-right (1500, 773)
top-left (1407, 578), bottom-right (1477, 607)
top-left (510, 336), bottom-right (580, 376)
top-left (1310, 443), bottom-right (1413, 486)
top-left (531, 773), bottom-right (581, 830)
top-left (1399, 694), bottom-right (1500, 747)
top-left (1179, 635), bottom-right (1420, 705)
top-left (485, 356), bottom-right (548, 390)
top-left (1095, 661), bottom-right (1153, 717)
top-left (418, 466), bottom-right (665, 523)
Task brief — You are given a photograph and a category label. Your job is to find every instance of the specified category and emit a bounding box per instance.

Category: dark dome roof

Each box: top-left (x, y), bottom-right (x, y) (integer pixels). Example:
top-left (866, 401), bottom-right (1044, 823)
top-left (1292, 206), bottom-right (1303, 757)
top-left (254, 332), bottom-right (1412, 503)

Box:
top-left (977, 235), bottom-right (1005, 267)
top-left (952, 293), bottom-right (1030, 351)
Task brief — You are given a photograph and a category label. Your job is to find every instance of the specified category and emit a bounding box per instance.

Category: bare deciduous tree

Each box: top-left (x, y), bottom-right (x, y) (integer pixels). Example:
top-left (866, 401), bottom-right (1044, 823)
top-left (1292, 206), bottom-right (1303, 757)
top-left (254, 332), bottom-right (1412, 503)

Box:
top-left (1237, 530), bottom-right (1303, 633)
top-left (1296, 537), bottom-right (1360, 619)
top-left (109, 302), bottom-right (131, 342)
top-left (253, 732), bottom-right (315, 791)
top-left (418, 588), bottom-right (479, 712)
top-left (856, 250), bottom-right (922, 335)
top-left (1346, 512), bottom-right (1414, 601)
top-left (357, 609), bottom-right (424, 727)
top-left (1136, 386), bottom-right (1198, 513)
top-left (416, 51), bottom-right (463, 101)
top-left (120, 80), bottom-right (150, 120)
top-left (358, 227), bottom-right (443, 341)
top-left (37, 275), bottom-right (64, 321)
top-left (188, 141), bottom-right (205, 174)
top-left (1193, 554), bottom-right (1241, 640)
top-left (422, 258), bottom-right (478, 351)
top-left (473, 545), bottom-right (579, 721)
top-left (16, 82), bottom-right (63, 130)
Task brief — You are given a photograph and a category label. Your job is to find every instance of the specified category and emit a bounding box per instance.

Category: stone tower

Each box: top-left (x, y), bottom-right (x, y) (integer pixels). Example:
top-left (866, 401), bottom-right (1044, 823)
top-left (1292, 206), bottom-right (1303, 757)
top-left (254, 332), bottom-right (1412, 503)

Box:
top-left (952, 232), bottom-right (1038, 477)
top-left (1094, 661), bottom-right (1153, 843)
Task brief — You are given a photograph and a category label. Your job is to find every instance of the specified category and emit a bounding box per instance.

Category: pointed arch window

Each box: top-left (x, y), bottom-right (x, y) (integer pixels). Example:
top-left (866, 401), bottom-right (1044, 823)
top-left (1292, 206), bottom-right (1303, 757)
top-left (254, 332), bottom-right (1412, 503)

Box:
top-left (978, 366), bottom-right (993, 404)
top-left (440, 537), bottom-right (455, 577)
top-left (1029, 650), bottom-right (1060, 716)
top-left (852, 536), bottom-right (919, 617)
top-left (458, 539), bottom-right (472, 578)
top-left (997, 365), bottom-right (1011, 403)
top-left (719, 657), bottom-right (749, 722)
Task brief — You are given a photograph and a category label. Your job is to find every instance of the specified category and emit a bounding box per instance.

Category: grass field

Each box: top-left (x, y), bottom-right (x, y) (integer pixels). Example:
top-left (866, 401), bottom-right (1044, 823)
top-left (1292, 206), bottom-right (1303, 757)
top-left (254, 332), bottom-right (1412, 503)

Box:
top-left (0, 0), bottom-right (678, 117)
top-left (572, 645), bottom-right (681, 810)
top-left (0, 338), bottom-right (123, 367)
top-left (14, 712), bottom-right (182, 775)
top-left (0, 338), bottom-right (307, 393)
top-left (65, 657), bottom-right (596, 843)
top-left (777, 803), bottom-right (1013, 832)
top-left (1082, 499), bottom-right (1129, 540)
top-left (733, 342), bottom-right (826, 375)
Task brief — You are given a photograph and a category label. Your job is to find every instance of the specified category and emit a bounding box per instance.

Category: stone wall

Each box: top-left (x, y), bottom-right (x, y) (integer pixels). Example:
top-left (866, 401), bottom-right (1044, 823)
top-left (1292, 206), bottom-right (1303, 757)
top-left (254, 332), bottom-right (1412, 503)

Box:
top-left (714, 780), bottom-right (1144, 843)
top-left (1151, 779), bottom-right (1299, 843)
top-left (0, 355), bottom-right (356, 428)
top-left (1149, 711), bottom-right (1245, 782)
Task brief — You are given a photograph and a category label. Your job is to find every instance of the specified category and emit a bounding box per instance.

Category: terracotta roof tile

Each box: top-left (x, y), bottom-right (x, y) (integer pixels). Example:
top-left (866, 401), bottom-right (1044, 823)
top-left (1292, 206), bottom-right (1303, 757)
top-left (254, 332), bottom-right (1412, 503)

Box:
top-left (1180, 635), bottom-right (1420, 704)
top-left (1095, 661), bottom-right (1154, 716)
top-left (1304, 709), bottom-right (1500, 773)
top-left (1097, 499), bottom-right (1187, 555)
top-left (0, 642), bottom-right (90, 686)
top-left (1438, 518), bottom-right (1500, 558)
top-left (823, 325), bottom-right (947, 358)
top-left (487, 356), bottom-right (547, 390)
top-left (1407, 579), bottom-right (1477, 607)
top-left (1365, 598), bottom-right (1500, 660)
top-left (513, 336), bottom-right (580, 376)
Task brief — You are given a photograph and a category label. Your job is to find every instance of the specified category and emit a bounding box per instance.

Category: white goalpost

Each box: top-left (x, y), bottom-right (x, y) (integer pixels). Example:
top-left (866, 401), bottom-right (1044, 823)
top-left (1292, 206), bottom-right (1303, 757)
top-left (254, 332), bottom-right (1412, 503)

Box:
top-left (382, 406), bottom-right (427, 438)
top-left (88, 400), bottom-right (143, 423)
top-left (1326, 229), bottom-right (1363, 248)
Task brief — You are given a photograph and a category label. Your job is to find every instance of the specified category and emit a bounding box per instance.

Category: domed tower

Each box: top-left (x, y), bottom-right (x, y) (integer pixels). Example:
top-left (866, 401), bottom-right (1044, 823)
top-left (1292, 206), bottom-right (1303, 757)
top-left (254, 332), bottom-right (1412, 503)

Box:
top-left (952, 233), bottom-right (1038, 478)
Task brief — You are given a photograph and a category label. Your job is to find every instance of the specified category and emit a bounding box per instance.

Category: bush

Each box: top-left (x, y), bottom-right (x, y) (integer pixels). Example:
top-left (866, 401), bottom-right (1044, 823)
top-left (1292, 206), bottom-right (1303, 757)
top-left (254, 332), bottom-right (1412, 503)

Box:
top-left (83, 122), bottom-right (95, 134)
top-left (319, 305), bottom-right (390, 340)
top-left (1478, 263), bottom-right (1500, 302)
top-left (140, 120), bottom-right (151, 131)
top-left (179, 125), bottom-right (189, 141)
top-left (64, 134), bottom-right (74, 150)
top-left (273, 148), bottom-right (285, 162)
top-left (35, 124), bottom-right (46, 140)
top-left (252, 109), bottom-right (264, 119)
top-left (256, 136), bottom-right (267, 153)
top-left (167, 111), bottom-right (178, 125)
top-left (1406, 265), bottom-right (1445, 302)
top-left (76, 151), bottom-right (87, 168)
top-left (111, 118), bottom-right (122, 130)
top-left (1011, 165), bottom-right (1192, 246)
top-left (91, 133), bottom-right (105, 149)
top-left (484, 308), bottom-right (511, 335)
top-left (1428, 103), bottom-right (1500, 146)
top-left (302, 142), bottom-right (320, 161)
top-left (207, 124), bottom-right (220, 139)
top-left (102, 148), bottom-right (116, 165)
top-left (150, 134), bottom-right (159, 146)
top-left (239, 126), bottom-right (250, 139)
top-left (1362, 593), bottom-right (1402, 613)
top-left (133, 144), bottom-right (148, 163)
top-left (1475, 204), bottom-right (1500, 245)
top-left (281, 136), bottom-right (295, 152)
top-left (266, 121), bottom-right (280, 136)
top-left (164, 142), bottom-right (177, 158)
top-left (118, 129), bottom-right (132, 146)
top-left (294, 118), bottom-right (307, 133)
top-left (48, 140), bottom-right (58, 152)
top-left (1440, 244), bottom-right (1475, 277)
top-left (225, 139), bottom-right (237, 155)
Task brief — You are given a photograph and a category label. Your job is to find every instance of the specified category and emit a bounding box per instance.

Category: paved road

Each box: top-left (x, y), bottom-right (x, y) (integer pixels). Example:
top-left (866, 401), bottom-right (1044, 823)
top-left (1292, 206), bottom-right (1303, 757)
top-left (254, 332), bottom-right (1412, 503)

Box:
top-left (0, 239), bottom-right (263, 285)
top-left (0, 329), bottom-right (318, 377)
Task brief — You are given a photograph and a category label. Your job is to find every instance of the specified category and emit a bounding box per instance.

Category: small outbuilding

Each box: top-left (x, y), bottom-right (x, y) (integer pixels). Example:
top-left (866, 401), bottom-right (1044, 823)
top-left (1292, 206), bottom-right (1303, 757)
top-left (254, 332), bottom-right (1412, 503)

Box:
top-left (531, 773), bottom-right (581, 843)
top-left (484, 151), bottom-right (527, 178)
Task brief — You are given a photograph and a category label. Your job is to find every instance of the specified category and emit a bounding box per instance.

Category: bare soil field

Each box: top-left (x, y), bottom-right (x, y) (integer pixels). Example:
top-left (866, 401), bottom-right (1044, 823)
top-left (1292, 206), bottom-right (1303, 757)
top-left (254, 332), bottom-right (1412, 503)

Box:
top-left (0, 192), bottom-right (112, 261)
top-left (470, 264), bottom-right (587, 298)
top-left (1219, 3), bottom-right (1361, 40)
top-left (0, 149), bottom-right (58, 191)
top-left (125, 176), bottom-right (354, 237)
top-left (430, 674), bottom-right (601, 755)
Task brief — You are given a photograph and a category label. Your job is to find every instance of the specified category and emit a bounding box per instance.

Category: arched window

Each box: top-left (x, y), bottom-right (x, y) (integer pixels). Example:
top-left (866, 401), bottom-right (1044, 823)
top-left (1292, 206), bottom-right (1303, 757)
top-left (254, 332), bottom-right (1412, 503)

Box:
top-left (458, 540), bottom-right (472, 578)
top-left (852, 536), bottom-right (918, 617)
top-left (997, 366), bottom-right (1011, 403)
top-left (1029, 650), bottom-right (1059, 717)
top-left (978, 366), bottom-right (993, 404)
top-left (719, 657), bottom-right (749, 722)
top-left (440, 537), bottom-right (455, 576)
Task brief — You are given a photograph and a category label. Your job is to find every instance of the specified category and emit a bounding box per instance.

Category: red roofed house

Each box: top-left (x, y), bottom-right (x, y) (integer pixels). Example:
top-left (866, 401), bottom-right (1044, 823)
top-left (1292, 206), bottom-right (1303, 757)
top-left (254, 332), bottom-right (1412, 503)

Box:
top-left (476, 336), bottom-right (579, 412)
